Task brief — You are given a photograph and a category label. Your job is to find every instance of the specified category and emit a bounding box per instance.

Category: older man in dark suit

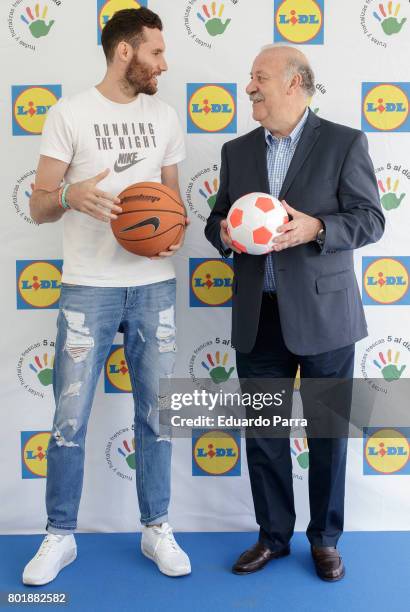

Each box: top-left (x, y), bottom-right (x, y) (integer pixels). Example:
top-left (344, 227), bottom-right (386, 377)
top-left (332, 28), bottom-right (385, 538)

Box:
top-left (205, 45), bottom-right (384, 581)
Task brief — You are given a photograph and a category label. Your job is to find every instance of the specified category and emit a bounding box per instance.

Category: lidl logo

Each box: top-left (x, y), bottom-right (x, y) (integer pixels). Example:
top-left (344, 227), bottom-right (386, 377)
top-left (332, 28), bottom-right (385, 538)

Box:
top-left (104, 345), bottom-right (132, 393)
top-left (12, 84), bottom-right (61, 135)
top-left (362, 83), bottom-right (410, 132)
top-left (97, 0), bottom-right (148, 44)
top-left (190, 258), bottom-right (234, 307)
top-left (364, 428), bottom-right (410, 475)
top-left (362, 257), bottom-right (410, 305)
top-left (16, 260), bottom-right (63, 310)
top-left (192, 429), bottom-right (240, 476)
top-left (187, 83), bottom-right (237, 134)
top-left (274, 0), bottom-right (324, 44)
top-left (21, 431), bottom-right (50, 478)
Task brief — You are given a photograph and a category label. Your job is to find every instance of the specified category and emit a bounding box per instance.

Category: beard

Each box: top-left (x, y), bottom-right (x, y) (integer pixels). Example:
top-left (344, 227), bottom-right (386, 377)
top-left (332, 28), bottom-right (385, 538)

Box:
top-left (123, 53), bottom-right (158, 96)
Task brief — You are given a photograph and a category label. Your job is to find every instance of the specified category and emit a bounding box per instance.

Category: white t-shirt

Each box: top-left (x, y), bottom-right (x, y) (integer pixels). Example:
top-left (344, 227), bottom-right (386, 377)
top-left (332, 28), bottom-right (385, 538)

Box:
top-left (40, 87), bottom-right (185, 286)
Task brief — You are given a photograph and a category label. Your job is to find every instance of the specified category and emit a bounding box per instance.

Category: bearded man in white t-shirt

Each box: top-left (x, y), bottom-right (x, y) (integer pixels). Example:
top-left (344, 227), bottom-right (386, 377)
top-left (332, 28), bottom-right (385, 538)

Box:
top-left (23, 7), bottom-right (191, 584)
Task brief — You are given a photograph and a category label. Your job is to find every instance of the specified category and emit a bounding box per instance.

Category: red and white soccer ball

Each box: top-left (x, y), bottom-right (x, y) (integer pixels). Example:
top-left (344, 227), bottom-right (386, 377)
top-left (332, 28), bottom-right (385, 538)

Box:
top-left (227, 193), bottom-right (289, 255)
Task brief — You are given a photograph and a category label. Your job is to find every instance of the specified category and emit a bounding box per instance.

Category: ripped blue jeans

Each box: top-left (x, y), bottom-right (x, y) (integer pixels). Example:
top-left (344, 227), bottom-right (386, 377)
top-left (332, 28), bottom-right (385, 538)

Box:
top-left (45, 279), bottom-right (176, 534)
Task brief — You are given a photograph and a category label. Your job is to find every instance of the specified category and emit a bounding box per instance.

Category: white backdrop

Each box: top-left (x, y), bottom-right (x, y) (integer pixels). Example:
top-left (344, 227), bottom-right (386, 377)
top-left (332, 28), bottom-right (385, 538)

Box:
top-left (1, 0), bottom-right (410, 534)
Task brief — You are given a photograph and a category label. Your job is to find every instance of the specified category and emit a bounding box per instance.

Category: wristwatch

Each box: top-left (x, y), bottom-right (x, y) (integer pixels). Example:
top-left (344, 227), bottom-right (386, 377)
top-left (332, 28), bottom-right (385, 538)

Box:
top-left (316, 226), bottom-right (326, 248)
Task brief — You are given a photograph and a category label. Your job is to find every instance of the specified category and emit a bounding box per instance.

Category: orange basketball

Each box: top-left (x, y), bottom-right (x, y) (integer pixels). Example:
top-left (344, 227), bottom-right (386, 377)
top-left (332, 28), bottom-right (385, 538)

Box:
top-left (111, 182), bottom-right (187, 257)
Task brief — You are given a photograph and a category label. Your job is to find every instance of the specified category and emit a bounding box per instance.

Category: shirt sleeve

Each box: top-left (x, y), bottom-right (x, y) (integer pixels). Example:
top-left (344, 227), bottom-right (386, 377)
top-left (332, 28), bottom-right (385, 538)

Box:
top-left (162, 106), bottom-right (186, 167)
top-left (39, 99), bottom-right (74, 164)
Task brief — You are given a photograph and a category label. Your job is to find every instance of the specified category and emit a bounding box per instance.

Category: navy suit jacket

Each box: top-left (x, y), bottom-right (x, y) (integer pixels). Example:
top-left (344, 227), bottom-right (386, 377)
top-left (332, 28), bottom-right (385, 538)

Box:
top-left (204, 110), bottom-right (385, 355)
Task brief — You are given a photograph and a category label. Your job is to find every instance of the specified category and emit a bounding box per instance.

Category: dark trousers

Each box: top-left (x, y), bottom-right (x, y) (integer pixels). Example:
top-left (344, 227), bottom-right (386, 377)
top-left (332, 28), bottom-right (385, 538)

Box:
top-left (236, 292), bottom-right (355, 551)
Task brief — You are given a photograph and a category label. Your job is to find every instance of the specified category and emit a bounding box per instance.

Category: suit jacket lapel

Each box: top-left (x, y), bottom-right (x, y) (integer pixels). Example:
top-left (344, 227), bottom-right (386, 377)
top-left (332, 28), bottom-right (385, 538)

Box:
top-left (279, 110), bottom-right (321, 200)
top-left (253, 127), bottom-right (270, 193)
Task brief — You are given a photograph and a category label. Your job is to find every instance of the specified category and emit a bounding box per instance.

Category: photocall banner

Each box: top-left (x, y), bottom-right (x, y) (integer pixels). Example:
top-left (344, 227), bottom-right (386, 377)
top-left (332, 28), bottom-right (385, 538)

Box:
top-left (1, 0), bottom-right (409, 534)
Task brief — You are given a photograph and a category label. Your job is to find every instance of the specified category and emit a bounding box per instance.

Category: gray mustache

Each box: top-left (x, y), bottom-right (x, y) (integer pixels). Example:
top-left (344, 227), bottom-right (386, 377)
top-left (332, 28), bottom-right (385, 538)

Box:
top-left (250, 94), bottom-right (265, 103)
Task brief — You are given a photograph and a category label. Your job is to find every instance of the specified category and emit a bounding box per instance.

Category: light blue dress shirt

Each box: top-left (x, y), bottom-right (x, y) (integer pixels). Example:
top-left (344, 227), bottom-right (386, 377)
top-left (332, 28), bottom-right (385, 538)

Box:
top-left (263, 107), bottom-right (309, 292)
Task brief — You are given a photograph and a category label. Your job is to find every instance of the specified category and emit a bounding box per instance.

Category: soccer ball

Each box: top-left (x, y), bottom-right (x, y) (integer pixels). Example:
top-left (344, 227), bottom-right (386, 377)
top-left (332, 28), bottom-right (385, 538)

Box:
top-left (227, 193), bottom-right (288, 255)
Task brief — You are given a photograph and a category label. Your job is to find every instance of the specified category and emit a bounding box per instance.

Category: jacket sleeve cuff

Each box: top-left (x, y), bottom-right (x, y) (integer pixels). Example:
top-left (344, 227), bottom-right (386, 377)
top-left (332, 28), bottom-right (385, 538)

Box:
top-left (316, 217), bottom-right (337, 255)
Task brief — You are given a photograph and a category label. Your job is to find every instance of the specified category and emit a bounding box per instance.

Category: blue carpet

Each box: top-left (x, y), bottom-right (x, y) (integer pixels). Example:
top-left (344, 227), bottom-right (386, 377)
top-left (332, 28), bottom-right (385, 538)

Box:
top-left (0, 532), bottom-right (407, 612)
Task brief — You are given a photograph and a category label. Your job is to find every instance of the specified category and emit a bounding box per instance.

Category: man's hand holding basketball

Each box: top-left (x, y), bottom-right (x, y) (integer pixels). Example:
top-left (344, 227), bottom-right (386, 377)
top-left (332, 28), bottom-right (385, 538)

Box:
top-left (65, 168), bottom-right (122, 222)
top-left (150, 218), bottom-right (191, 259)
top-left (220, 219), bottom-right (241, 254)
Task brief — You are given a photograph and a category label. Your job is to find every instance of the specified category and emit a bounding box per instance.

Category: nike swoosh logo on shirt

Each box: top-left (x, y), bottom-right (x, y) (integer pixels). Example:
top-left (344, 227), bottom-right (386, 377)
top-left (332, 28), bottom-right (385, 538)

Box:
top-left (120, 217), bottom-right (160, 233)
top-left (113, 157), bottom-right (146, 173)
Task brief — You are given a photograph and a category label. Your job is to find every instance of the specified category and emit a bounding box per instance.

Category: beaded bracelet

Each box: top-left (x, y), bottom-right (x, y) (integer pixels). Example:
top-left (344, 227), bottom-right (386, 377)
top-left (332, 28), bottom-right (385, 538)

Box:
top-left (61, 184), bottom-right (71, 209)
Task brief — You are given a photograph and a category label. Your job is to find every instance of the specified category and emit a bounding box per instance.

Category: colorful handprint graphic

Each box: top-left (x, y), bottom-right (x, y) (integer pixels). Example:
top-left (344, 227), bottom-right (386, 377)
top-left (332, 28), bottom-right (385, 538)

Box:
top-left (21, 4), bottom-right (55, 39)
top-left (373, 349), bottom-right (406, 382)
top-left (291, 438), bottom-right (309, 469)
top-left (197, 3), bottom-right (231, 36)
top-left (373, 2), bottom-right (406, 36)
top-left (378, 177), bottom-right (406, 210)
top-left (199, 178), bottom-right (218, 210)
top-left (117, 438), bottom-right (136, 470)
top-left (24, 182), bottom-right (35, 200)
top-left (29, 353), bottom-right (54, 386)
top-left (201, 351), bottom-right (235, 384)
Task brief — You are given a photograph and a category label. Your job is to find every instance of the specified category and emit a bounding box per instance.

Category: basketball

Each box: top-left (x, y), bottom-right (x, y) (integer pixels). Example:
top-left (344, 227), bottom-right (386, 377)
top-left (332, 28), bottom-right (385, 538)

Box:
top-left (111, 182), bottom-right (187, 257)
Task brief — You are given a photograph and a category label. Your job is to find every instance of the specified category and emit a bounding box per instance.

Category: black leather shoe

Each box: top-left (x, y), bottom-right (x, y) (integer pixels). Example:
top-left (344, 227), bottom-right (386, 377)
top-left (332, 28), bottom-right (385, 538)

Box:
top-left (232, 542), bottom-right (290, 575)
top-left (311, 545), bottom-right (345, 581)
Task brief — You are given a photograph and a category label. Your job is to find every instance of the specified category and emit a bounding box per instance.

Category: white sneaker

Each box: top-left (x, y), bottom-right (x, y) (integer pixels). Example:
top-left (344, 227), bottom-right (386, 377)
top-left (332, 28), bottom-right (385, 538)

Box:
top-left (141, 523), bottom-right (191, 577)
top-left (22, 534), bottom-right (77, 585)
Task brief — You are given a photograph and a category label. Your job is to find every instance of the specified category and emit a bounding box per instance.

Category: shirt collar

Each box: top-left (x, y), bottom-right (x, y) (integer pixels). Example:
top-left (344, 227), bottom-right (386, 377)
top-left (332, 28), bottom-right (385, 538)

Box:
top-left (265, 107), bottom-right (309, 147)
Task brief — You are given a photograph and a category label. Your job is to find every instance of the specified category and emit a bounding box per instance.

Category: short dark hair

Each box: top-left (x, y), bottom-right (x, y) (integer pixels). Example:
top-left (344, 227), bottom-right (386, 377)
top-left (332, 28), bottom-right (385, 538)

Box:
top-left (101, 7), bottom-right (163, 63)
